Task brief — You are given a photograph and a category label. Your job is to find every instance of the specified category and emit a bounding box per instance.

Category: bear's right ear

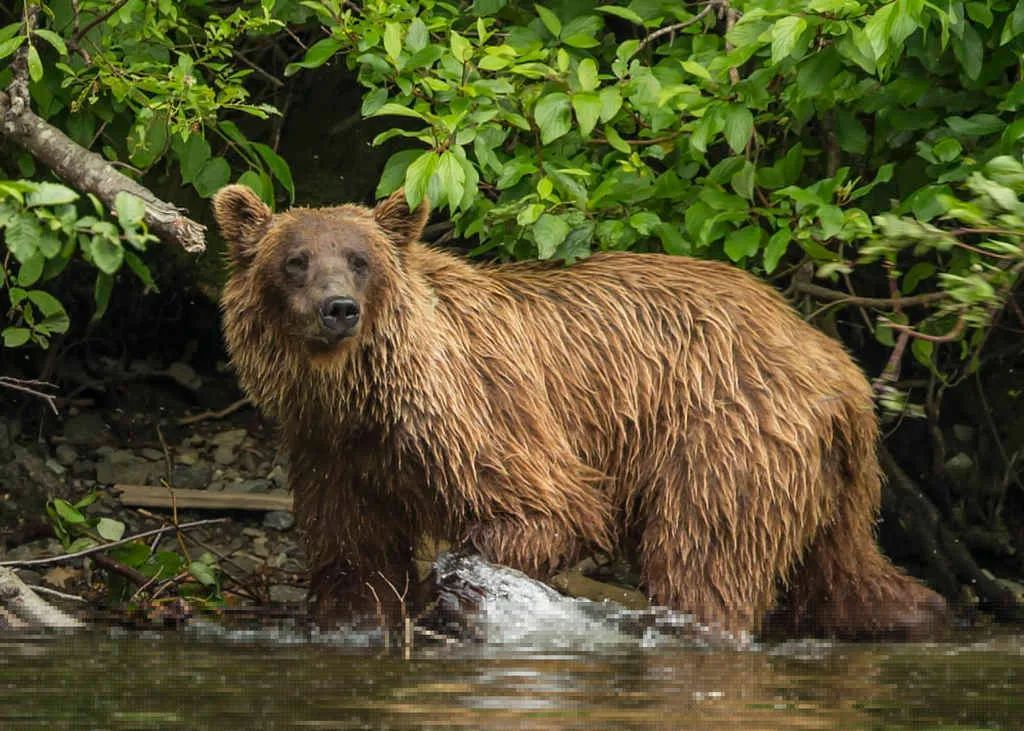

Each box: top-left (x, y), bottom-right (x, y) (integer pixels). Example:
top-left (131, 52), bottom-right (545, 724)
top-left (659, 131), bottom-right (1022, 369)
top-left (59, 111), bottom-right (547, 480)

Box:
top-left (374, 188), bottom-right (429, 247)
top-left (212, 185), bottom-right (272, 265)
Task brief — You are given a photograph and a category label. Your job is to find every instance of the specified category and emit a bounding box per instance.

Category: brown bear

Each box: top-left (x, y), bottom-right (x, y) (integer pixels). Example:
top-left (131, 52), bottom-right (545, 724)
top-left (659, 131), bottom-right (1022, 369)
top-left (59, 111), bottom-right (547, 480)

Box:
top-left (214, 184), bottom-right (946, 639)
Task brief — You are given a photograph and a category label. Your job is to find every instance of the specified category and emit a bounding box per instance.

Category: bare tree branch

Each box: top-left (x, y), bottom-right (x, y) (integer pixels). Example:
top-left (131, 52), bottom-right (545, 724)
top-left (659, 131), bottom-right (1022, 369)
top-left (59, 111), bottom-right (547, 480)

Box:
top-left (0, 6), bottom-right (206, 252)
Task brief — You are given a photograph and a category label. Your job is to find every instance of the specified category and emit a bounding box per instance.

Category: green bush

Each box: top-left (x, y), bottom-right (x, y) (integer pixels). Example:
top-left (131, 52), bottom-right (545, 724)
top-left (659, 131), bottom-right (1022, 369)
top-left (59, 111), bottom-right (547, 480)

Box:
top-left (286, 0), bottom-right (1024, 413)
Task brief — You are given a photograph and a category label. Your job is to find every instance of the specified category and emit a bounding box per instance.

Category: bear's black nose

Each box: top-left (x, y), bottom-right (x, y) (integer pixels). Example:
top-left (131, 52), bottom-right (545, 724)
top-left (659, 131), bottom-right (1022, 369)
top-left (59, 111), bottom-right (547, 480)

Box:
top-left (319, 297), bottom-right (360, 335)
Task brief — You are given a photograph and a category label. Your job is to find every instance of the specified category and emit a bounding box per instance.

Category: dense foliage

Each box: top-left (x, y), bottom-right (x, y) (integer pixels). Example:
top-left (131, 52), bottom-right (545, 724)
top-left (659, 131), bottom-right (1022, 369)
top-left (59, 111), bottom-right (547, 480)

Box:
top-left (2, 0), bottom-right (1022, 419)
top-left (2, 1), bottom-right (1024, 610)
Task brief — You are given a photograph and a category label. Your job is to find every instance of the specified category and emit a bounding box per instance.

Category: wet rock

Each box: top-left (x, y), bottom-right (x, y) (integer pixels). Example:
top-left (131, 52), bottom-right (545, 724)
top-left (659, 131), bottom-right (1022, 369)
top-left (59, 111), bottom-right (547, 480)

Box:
top-left (211, 429), bottom-right (248, 449)
top-left (263, 511), bottom-right (295, 531)
top-left (269, 585), bottom-right (306, 603)
top-left (242, 527), bottom-right (267, 539)
top-left (45, 458), bottom-right (67, 477)
top-left (167, 362), bottom-right (202, 391)
top-left (267, 464), bottom-right (288, 489)
top-left (213, 445), bottom-right (238, 466)
top-left (230, 478), bottom-right (272, 493)
top-left (71, 461), bottom-right (96, 479)
top-left (15, 569), bottom-right (43, 586)
top-left (62, 412), bottom-right (109, 446)
top-left (55, 443), bottom-right (78, 467)
top-left (95, 449), bottom-right (163, 485)
top-left (175, 449), bottom-right (200, 466)
top-left (5, 538), bottom-right (62, 561)
top-left (140, 448), bottom-right (165, 461)
top-left (0, 446), bottom-right (70, 548)
top-left (171, 462), bottom-right (213, 490)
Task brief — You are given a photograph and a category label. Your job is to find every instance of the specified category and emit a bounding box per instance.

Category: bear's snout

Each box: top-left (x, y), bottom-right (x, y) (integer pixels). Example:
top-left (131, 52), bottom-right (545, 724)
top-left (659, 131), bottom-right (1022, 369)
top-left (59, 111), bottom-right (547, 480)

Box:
top-left (318, 296), bottom-right (360, 337)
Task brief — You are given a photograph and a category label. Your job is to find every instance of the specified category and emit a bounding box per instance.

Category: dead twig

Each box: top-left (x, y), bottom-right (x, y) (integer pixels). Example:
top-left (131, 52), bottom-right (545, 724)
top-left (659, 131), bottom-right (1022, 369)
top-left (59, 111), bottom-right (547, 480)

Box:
top-left (177, 398), bottom-right (252, 425)
top-left (0, 518), bottom-right (228, 568)
top-left (0, 376), bottom-right (59, 414)
top-left (637, 4), bottom-right (716, 52)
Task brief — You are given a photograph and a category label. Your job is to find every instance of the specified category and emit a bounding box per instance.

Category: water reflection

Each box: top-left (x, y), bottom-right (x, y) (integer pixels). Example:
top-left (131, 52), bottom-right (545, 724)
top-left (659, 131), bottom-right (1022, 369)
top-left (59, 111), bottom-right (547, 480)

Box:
top-left (1, 628), bottom-right (1022, 729)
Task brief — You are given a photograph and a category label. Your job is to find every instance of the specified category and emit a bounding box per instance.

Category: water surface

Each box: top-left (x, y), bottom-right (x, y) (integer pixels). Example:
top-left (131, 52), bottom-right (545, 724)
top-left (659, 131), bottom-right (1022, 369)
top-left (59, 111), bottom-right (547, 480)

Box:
top-left (2, 626), bottom-right (1021, 729)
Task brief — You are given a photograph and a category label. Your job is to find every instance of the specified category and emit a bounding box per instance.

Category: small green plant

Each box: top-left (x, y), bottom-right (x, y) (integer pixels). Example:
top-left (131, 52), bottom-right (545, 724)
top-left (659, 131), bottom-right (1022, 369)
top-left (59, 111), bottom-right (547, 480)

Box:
top-left (46, 493), bottom-right (222, 604)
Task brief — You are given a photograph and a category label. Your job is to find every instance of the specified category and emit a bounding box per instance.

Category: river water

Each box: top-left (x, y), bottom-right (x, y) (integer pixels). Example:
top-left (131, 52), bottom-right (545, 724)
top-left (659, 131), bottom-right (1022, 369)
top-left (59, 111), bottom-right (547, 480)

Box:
top-left (2, 624), bottom-right (1022, 729)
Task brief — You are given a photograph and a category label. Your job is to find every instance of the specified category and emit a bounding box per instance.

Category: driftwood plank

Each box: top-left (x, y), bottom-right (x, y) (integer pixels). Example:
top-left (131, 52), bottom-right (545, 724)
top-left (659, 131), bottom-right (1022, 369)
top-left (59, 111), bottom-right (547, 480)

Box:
top-left (113, 485), bottom-right (293, 512)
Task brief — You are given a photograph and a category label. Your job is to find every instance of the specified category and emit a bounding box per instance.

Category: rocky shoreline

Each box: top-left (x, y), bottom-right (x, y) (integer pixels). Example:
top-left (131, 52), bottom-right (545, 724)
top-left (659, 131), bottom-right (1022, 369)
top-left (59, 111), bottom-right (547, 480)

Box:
top-left (1, 393), bottom-right (309, 616)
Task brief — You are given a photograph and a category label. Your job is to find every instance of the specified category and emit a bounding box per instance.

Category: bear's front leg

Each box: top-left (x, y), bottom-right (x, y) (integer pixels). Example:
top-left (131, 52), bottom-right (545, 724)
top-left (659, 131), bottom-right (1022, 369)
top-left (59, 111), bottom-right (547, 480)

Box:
top-left (465, 514), bottom-right (587, 579)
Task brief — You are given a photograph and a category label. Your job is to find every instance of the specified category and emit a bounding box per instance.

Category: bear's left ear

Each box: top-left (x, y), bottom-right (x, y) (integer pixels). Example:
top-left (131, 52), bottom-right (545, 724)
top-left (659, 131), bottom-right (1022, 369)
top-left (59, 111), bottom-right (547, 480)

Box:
top-left (213, 185), bottom-right (272, 266)
top-left (374, 189), bottom-right (429, 247)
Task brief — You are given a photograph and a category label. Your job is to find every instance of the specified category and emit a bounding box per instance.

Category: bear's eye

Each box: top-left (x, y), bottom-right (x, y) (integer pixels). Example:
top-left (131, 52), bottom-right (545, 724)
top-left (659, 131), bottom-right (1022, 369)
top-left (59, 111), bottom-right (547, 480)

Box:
top-left (348, 253), bottom-right (368, 274)
top-left (284, 252), bottom-right (309, 279)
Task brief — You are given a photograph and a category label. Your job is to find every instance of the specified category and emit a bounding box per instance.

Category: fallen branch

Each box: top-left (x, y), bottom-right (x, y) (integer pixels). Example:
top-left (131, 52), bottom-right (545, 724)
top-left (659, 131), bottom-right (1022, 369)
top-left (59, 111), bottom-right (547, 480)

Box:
top-left (0, 518), bottom-right (228, 568)
top-left (0, 376), bottom-right (58, 414)
top-left (177, 397), bottom-right (252, 425)
top-left (114, 485), bottom-right (293, 512)
top-left (0, 567), bottom-right (83, 628)
top-left (637, 4), bottom-right (715, 52)
top-left (0, 9), bottom-right (206, 252)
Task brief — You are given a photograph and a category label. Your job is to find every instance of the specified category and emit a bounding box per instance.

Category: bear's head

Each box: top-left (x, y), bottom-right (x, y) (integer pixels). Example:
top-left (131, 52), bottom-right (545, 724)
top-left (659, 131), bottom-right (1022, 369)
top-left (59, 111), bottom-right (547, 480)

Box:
top-left (214, 185), bottom-right (428, 357)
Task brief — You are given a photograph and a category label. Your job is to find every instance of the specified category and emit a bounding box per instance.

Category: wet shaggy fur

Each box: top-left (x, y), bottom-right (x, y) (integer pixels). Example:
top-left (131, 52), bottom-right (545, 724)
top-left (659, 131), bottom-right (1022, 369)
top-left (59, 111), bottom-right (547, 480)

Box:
top-left (215, 186), bottom-right (946, 638)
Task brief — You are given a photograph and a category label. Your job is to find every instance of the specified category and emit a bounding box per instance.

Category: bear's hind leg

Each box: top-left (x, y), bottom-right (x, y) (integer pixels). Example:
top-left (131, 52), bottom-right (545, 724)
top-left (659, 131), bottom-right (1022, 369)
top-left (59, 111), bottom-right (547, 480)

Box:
top-left (637, 475), bottom-right (779, 639)
top-left (785, 487), bottom-right (947, 640)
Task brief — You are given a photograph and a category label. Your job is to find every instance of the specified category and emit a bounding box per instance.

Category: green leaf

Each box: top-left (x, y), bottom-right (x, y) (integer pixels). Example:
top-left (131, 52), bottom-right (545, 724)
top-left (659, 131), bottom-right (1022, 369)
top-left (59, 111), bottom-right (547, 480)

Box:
top-left (731, 161), bottom-right (756, 200)
top-left (110, 542), bottom-right (150, 568)
top-left (571, 93), bottom-right (602, 137)
top-left (33, 29), bottom-right (67, 56)
top-left (26, 183), bottom-right (78, 207)
top-left (93, 272), bottom-right (113, 322)
top-left (595, 5), bottom-right (644, 25)
top-left (724, 225), bottom-right (762, 262)
top-left (284, 37), bottom-right (342, 76)
top-left (436, 151), bottom-right (466, 210)
top-left (404, 151), bottom-right (439, 208)
top-left (97, 517), bottom-right (126, 541)
top-left (254, 143), bottom-right (296, 203)
top-left (723, 105), bottom-right (754, 154)
top-left (628, 211), bottom-right (660, 235)
top-left (377, 149), bottom-right (426, 198)
top-left (681, 60), bottom-right (712, 81)
top-left (535, 92), bottom-right (572, 144)
top-left (0, 35), bottom-right (24, 61)
top-left (836, 110), bottom-right (868, 154)
top-left (772, 17), bottom-right (807, 65)
top-left (599, 87), bottom-right (622, 122)
top-left (124, 251), bottom-right (157, 292)
top-left (17, 255), bottom-right (44, 286)
top-left (90, 235), bottom-right (124, 275)
top-left (450, 31), bottom-right (473, 62)
top-left (369, 102), bottom-right (428, 121)
top-left (189, 561), bottom-right (217, 586)
top-left (406, 18), bottom-right (428, 53)
top-left (577, 58), bottom-right (599, 92)
top-left (26, 44), bottom-right (42, 82)
top-left (2, 327), bottom-right (31, 348)
top-left (911, 338), bottom-right (934, 367)
top-left (902, 262), bottom-right (936, 293)
top-left (763, 229), bottom-right (791, 273)
top-left (932, 138), bottom-right (962, 163)
top-left (193, 157), bottom-right (231, 198)
top-left (655, 222), bottom-right (688, 255)
top-left (952, 22), bottom-right (983, 80)
top-left (535, 4), bottom-right (562, 37)
top-left (384, 22), bottom-right (403, 61)
top-left (946, 114), bottom-right (1004, 137)
top-left (5, 212), bottom-right (42, 262)
top-left (114, 192), bottom-right (146, 226)
top-left (53, 498), bottom-right (86, 524)
top-left (27, 289), bottom-right (65, 318)
top-left (178, 134), bottom-right (211, 184)
top-left (533, 213), bottom-right (569, 259)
